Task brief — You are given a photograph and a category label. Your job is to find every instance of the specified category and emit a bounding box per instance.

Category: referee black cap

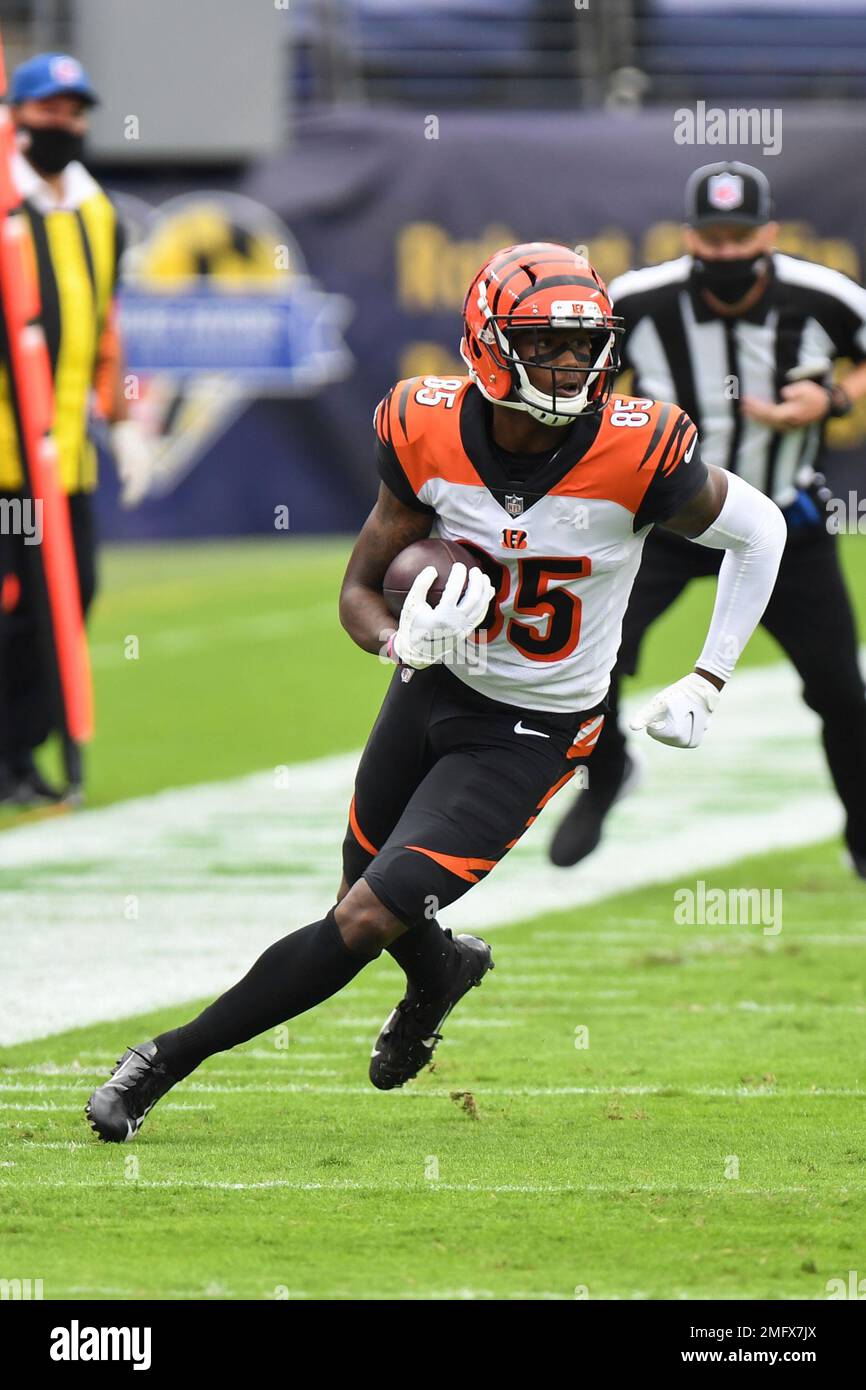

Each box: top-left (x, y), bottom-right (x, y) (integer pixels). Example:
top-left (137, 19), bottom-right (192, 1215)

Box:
top-left (685, 162), bottom-right (773, 228)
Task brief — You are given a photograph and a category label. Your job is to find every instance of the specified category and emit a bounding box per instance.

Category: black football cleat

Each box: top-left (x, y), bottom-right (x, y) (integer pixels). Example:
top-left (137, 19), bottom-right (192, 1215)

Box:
top-left (85, 1041), bottom-right (178, 1142)
top-left (548, 750), bottom-right (641, 868)
top-left (369, 932), bottom-right (494, 1091)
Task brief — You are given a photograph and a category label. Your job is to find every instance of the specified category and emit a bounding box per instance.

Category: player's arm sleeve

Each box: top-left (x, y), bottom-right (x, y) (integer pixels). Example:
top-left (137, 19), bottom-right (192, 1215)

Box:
top-left (373, 391), bottom-right (435, 515)
top-left (633, 412), bottom-right (708, 530)
top-left (690, 471), bottom-right (787, 683)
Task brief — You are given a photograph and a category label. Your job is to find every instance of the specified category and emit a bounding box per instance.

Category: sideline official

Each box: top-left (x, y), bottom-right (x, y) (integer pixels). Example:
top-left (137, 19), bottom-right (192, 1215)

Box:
top-left (0, 52), bottom-right (153, 805)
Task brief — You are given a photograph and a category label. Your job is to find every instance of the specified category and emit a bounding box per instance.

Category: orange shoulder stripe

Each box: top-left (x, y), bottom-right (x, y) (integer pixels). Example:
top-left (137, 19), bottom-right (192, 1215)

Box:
top-left (384, 377), bottom-right (483, 493)
top-left (550, 399), bottom-right (690, 513)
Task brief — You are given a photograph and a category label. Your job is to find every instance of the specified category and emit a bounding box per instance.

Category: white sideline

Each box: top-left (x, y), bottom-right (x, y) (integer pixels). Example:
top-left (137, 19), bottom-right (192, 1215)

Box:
top-left (0, 660), bottom-right (845, 1045)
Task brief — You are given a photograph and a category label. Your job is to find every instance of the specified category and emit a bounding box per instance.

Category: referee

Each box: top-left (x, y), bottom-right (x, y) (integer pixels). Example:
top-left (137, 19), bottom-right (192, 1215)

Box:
top-left (550, 160), bottom-right (866, 878)
top-left (0, 53), bottom-right (153, 805)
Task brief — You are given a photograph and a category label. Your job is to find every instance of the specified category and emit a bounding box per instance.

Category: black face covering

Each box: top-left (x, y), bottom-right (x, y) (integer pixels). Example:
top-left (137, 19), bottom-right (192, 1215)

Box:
top-left (19, 124), bottom-right (86, 176)
top-left (691, 252), bottom-right (769, 305)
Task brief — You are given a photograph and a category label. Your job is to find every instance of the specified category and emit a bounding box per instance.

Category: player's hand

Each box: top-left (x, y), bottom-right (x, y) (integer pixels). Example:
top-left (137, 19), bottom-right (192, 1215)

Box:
top-left (393, 562), bottom-right (495, 669)
top-left (112, 419), bottom-right (157, 508)
top-left (741, 381), bottom-right (831, 432)
top-left (629, 672), bottom-right (721, 749)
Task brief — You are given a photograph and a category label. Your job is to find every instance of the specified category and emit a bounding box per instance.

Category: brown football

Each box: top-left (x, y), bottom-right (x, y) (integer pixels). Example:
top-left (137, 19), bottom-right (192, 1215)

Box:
top-left (383, 538), bottom-right (483, 618)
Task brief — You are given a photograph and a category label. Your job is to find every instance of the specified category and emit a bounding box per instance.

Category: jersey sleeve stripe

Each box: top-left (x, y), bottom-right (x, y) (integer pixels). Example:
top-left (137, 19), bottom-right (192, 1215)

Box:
top-left (638, 402), bottom-right (672, 469)
top-left (396, 378), bottom-right (415, 441)
top-left (655, 410), bottom-right (694, 477)
top-left (373, 390), bottom-right (393, 446)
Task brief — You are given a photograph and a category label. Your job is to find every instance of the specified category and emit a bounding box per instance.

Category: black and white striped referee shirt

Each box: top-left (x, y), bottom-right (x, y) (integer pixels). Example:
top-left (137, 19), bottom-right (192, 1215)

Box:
top-left (609, 253), bottom-right (866, 505)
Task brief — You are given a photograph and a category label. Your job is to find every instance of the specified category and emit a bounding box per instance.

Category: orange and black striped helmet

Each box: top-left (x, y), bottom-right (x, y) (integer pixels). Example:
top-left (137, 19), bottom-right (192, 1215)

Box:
top-left (460, 242), bottom-right (623, 425)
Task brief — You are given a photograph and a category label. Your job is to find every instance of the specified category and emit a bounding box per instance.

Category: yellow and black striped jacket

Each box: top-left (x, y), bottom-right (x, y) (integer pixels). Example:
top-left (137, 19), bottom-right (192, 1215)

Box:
top-left (0, 155), bottom-right (123, 494)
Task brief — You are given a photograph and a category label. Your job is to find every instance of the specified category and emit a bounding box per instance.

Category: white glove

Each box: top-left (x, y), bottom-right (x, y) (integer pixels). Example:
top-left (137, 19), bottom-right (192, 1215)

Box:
top-left (629, 672), bottom-right (721, 749)
top-left (393, 562), bottom-right (495, 670)
top-left (112, 419), bottom-right (156, 509)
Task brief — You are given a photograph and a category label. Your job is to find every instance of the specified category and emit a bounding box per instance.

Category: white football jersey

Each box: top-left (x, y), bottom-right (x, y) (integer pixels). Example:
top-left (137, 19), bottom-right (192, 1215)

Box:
top-left (375, 376), bottom-right (705, 713)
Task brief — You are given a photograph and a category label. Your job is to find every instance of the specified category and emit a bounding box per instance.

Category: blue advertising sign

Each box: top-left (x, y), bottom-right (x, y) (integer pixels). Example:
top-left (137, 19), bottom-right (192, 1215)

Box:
top-left (119, 283), bottom-right (350, 388)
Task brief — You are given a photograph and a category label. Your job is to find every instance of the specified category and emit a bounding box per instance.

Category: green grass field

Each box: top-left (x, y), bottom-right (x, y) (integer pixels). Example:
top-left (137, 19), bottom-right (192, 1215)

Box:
top-left (1, 536), bottom-right (865, 1300)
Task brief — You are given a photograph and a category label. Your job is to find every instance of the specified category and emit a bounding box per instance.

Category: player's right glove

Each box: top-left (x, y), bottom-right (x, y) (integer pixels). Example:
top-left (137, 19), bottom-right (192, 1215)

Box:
top-left (392, 563), bottom-right (495, 670)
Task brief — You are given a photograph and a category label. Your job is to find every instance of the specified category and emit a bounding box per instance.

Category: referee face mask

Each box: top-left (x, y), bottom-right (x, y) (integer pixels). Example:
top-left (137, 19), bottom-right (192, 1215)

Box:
top-left (18, 122), bottom-right (86, 175)
top-left (690, 251), bottom-right (769, 305)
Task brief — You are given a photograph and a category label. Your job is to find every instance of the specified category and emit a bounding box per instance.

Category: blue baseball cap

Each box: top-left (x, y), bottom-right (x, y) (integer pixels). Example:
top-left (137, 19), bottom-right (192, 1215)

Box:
top-left (10, 53), bottom-right (99, 107)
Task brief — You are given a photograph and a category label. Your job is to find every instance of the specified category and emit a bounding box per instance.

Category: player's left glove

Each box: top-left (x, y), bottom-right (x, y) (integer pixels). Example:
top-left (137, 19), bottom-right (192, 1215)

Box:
top-left (112, 419), bottom-right (157, 509)
top-left (629, 672), bottom-right (721, 750)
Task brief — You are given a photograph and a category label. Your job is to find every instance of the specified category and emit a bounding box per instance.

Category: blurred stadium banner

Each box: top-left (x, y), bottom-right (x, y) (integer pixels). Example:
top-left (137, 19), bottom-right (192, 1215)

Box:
top-left (98, 104), bottom-right (866, 540)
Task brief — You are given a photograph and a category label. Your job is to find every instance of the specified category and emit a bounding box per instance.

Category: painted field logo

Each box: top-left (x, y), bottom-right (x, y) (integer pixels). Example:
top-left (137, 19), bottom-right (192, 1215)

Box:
top-left (50, 1321), bottom-right (152, 1370)
top-left (0, 1277), bottom-right (43, 1299)
top-left (674, 880), bottom-right (782, 936)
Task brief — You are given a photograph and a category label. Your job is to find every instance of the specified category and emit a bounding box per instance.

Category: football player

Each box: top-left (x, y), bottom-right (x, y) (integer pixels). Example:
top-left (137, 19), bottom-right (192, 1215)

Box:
top-left (86, 243), bottom-right (786, 1141)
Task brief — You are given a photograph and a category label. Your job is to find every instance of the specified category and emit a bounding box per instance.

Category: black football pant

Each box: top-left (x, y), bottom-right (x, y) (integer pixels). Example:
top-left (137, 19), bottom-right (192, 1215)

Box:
top-left (343, 663), bottom-right (605, 925)
top-left (580, 523), bottom-right (866, 857)
top-left (154, 663), bottom-right (609, 1081)
top-left (0, 490), bottom-right (97, 764)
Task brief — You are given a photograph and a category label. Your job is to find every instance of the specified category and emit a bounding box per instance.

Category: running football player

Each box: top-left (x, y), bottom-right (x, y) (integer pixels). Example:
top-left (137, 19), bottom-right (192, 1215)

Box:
top-left (86, 243), bottom-right (786, 1141)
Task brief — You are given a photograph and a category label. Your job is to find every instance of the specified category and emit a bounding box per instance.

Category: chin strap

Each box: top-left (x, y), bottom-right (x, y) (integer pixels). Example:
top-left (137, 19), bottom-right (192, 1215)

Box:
top-left (469, 371), bottom-right (598, 426)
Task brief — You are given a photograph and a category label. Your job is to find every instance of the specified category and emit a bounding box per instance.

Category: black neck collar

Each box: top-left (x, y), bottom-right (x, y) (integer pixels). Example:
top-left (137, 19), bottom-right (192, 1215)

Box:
top-left (461, 389), bottom-right (603, 515)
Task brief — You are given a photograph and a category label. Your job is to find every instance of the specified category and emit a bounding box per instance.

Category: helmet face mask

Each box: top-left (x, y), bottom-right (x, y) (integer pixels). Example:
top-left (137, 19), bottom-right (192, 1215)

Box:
top-left (460, 243), bottom-right (624, 426)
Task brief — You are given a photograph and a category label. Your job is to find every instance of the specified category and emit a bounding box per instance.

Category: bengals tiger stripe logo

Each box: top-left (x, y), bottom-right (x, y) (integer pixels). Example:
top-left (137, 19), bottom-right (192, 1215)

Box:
top-left (501, 528), bottom-right (528, 549)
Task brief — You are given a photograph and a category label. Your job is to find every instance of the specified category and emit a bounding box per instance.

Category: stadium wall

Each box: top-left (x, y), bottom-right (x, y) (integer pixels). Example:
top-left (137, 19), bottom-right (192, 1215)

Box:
top-left (96, 104), bottom-right (866, 540)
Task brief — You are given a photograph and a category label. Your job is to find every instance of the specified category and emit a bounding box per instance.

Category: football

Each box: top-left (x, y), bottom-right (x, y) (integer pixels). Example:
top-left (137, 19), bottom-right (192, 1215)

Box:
top-left (382, 537), bottom-right (483, 618)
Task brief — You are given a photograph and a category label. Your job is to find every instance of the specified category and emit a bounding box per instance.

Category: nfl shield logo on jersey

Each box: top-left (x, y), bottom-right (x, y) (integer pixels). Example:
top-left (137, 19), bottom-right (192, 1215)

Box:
top-left (504, 493), bottom-right (525, 517)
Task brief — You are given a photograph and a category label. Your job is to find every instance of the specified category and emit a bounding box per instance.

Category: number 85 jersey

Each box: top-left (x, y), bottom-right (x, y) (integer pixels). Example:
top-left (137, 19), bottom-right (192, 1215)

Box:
top-left (375, 375), bottom-right (707, 713)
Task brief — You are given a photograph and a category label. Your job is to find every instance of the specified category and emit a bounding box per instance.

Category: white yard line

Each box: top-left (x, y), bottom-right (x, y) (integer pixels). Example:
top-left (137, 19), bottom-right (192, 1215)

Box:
top-left (0, 1176), bottom-right (846, 1197)
top-left (1, 1083), bottom-right (862, 1099)
top-left (0, 661), bottom-right (846, 1045)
